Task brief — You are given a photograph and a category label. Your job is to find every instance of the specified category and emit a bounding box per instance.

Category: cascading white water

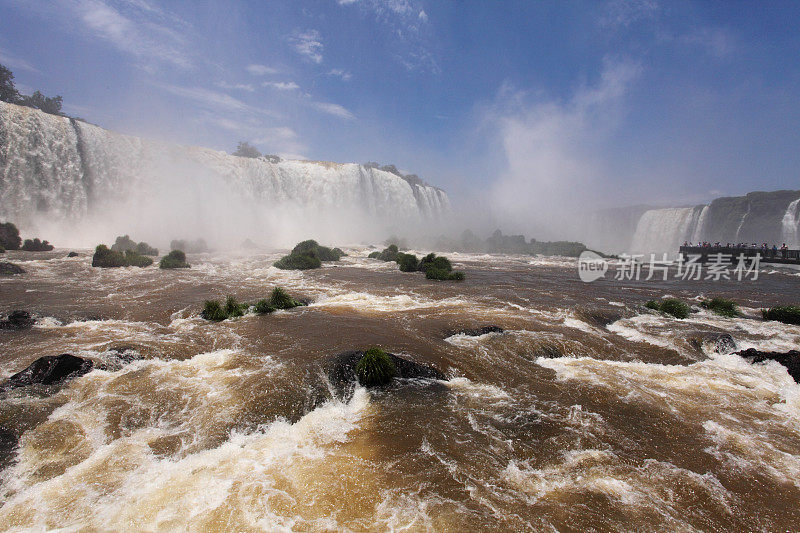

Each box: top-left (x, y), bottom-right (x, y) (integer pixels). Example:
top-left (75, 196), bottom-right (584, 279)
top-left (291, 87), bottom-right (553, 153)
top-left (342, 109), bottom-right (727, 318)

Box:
top-left (690, 205), bottom-right (709, 243)
top-left (781, 198), bottom-right (800, 247)
top-left (0, 101), bottom-right (450, 246)
top-left (629, 207), bottom-right (701, 254)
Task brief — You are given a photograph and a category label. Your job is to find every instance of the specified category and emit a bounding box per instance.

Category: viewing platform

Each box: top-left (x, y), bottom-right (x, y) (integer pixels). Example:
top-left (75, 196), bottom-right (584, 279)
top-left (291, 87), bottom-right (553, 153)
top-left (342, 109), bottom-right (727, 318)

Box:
top-left (679, 245), bottom-right (800, 264)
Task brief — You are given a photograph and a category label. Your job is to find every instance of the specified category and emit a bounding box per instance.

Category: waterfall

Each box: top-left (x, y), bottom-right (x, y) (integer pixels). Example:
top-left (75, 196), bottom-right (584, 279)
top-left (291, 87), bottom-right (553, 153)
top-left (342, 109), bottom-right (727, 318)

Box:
top-left (690, 205), bottom-right (709, 243)
top-left (782, 198), bottom-right (800, 247)
top-left (630, 207), bottom-right (702, 253)
top-left (0, 101), bottom-right (450, 246)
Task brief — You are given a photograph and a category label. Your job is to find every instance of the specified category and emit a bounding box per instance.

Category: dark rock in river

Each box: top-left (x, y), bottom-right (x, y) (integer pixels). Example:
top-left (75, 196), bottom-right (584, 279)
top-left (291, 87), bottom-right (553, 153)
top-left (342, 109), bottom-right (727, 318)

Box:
top-left (326, 350), bottom-right (446, 396)
top-left (0, 310), bottom-right (36, 330)
top-left (5, 354), bottom-right (94, 388)
top-left (67, 251), bottom-right (80, 257)
top-left (574, 307), bottom-right (623, 328)
top-left (0, 262), bottom-right (25, 275)
top-left (457, 325), bottom-right (504, 337)
top-left (736, 348), bottom-right (800, 382)
top-left (714, 334), bottom-right (737, 355)
top-left (533, 343), bottom-right (563, 359)
top-left (0, 428), bottom-right (17, 465)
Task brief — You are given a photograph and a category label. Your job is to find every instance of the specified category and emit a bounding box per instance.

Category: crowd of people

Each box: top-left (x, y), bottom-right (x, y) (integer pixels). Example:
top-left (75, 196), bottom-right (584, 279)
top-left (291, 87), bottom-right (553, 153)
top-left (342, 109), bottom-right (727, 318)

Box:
top-left (682, 241), bottom-right (794, 258)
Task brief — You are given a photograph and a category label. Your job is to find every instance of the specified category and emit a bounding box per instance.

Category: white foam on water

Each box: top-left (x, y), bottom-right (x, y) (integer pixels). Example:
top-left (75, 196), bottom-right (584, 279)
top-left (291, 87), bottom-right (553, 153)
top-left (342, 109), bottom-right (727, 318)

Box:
top-left (443, 331), bottom-right (502, 347)
top-left (310, 290), bottom-right (469, 314)
top-left (0, 349), bottom-right (371, 531)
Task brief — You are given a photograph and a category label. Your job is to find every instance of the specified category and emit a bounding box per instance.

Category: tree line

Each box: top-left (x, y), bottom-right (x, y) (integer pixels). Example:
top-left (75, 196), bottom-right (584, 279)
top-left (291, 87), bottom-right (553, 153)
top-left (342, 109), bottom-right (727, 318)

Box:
top-left (0, 63), bottom-right (63, 115)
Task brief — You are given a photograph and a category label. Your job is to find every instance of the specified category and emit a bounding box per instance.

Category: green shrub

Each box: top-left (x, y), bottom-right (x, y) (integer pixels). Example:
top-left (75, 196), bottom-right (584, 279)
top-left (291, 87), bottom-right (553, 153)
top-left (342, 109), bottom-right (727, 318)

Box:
top-left (355, 347), bottom-right (396, 386)
top-left (370, 244), bottom-right (399, 262)
top-left (269, 287), bottom-right (303, 309)
top-left (700, 297), bottom-right (740, 318)
top-left (21, 238), bottom-right (54, 251)
top-left (646, 298), bottom-right (690, 319)
top-left (112, 235), bottom-right (157, 256)
top-left (92, 244), bottom-right (127, 267)
top-left (417, 253), bottom-right (441, 272)
top-left (135, 242), bottom-right (158, 256)
top-left (426, 268), bottom-right (465, 281)
top-left (274, 250), bottom-right (322, 270)
top-left (254, 299), bottom-right (276, 315)
top-left (761, 305), bottom-right (800, 325)
top-left (367, 251), bottom-right (380, 259)
top-left (159, 250), bottom-right (190, 269)
top-left (201, 300), bottom-right (228, 321)
top-left (224, 295), bottom-right (248, 318)
top-left (0, 222), bottom-right (21, 250)
top-left (124, 250), bottom-right (153, 267)
top-left (397, 253), bottom-right (419, 272)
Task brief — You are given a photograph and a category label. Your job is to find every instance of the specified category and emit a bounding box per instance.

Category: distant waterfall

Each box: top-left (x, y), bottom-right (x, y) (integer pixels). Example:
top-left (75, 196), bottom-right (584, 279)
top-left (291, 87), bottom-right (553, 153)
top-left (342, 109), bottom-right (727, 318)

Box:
top-left (782, 198), bottom-right (800, 247)
top-left (690, 205), bottom-right (709, 243)
top-left (630, 207), bottom-right (703, 253)
top-left (0, 101), bottom-right (450, 246)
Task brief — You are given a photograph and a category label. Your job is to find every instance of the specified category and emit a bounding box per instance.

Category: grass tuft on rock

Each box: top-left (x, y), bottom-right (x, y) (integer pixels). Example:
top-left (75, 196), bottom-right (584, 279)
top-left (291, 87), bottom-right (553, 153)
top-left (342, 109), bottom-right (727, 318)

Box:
top-left (355, 347), bottom-right (396, 386)
top-left (274, 239), bottom-right (344, 270)
top-left (159, 250), bottom-right (190, 269)
top-left (201, 300), bottom-right (228, 321)
top-left (253, 299), bottom-right (276, 315)
top-left (224, 295), bottom-right (248, 318)
top-left (269, 287), bottom-right (303, 309)
top-left (397, 252), bottom-right (419, 272)
top-left (761, 305), bottom-right (800, 325)
top-left (700, 297), bottom-right (740, 318)
top-left (645, 298), bottom-right (690, 319)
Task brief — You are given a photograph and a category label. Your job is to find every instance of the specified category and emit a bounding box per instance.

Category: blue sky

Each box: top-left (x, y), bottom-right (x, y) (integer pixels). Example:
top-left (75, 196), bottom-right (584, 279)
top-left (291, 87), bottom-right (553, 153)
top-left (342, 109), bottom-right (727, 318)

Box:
top-left (1, 0), bottom-right (799, 224)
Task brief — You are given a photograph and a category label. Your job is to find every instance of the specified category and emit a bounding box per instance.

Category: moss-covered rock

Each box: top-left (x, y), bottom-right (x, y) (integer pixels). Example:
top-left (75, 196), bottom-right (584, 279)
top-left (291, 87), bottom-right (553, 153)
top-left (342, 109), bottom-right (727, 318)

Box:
top-left (21, 238), bottom-right (53, 251)
top-left (326, 349), bottom-right (447, 397)
top-left (700, 297), bottom-right (740, 318)
top-left (762, 305), bottom-right (800, 325)
top-left (159, 250), bottom-right (190, 269)
top-left (0, 222), bottom-right (21, 250)
top-left (0, 262), bottom-right (25, 275)
top-left (645, 298), bottom-right (690, 319)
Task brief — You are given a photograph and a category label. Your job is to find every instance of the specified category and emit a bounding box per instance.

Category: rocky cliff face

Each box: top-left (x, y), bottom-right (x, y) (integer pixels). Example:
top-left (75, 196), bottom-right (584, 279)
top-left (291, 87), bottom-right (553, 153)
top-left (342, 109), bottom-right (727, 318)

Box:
top-left (584, 190), bottom-right (800, 253)
top-left (0, 101), bottom-right (450, 246)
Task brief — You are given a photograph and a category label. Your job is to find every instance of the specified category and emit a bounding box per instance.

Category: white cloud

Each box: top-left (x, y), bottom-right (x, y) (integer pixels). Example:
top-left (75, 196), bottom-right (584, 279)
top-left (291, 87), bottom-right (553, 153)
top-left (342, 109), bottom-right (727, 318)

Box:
top-left (217, 81), bottom-right (255, 92)
top-left (328, 69), bottom-right (352, 81)
top-left (246, 64), bottom-right (278, 75)
top-left (680, 27), bottom-right (736, 59)
top-left (70, 0), bottom-right (191, 69)
top-left (0, 48), bottom-right (39, 72)
top-left (292, 29), bottom-right (324, 64)
top-left (600, 0), bottom-right (659, 30)
top-left (312, 101), bottom-right (355, 120)
top-left (158, 84), bottom-right (252, 112)
top-left (418, 9), bottom-right (428, 22)
top-left (263, 81), bottom-right (300, 91)
top-left (487, 60), bottom-right (640, 235)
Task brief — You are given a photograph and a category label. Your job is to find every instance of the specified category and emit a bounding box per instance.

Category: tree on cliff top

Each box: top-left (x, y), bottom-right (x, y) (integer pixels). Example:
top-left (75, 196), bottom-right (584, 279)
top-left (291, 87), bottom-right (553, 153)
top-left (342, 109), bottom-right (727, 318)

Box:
top-left (0, 64), bottom-right (20, 104)
top-left (232, 141), bottom-right (261, 158)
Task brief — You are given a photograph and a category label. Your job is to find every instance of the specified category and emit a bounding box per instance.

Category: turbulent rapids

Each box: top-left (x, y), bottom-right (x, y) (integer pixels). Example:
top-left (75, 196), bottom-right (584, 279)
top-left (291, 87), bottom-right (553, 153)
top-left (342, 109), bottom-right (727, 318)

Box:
top-left (1, 247), bottom-right (800, 530)
top-left (0, 101), bottom-right (450, 247)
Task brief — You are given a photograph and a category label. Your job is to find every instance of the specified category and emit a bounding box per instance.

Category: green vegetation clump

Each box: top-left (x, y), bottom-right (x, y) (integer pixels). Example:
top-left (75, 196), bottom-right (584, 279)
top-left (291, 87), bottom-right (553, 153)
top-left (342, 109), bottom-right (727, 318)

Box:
top-left (92, 245), bottom-right (152, 267)
top-left (761, 305), bottom-right (800, 326)
top-left (201, 300), bottom-right (228, 321)
top-left (700, 297), bottom-right (741, 318)
top-left (253, 299), bottom-right (276, 315)
top-left (355, 347), bottom-right (396, 386)
top-left (397, 252), bottom-right (419, 272)
top-left (369, 244), bottom-right (399, 262)
top-left (426, 268), bottom-right (465, 280)
top-left (269, 287), bottom-right (303, 310)
top-left (201, 288), bottom-right (306, 320)
top-left (0, 222), bottom-right (21, 250)
top-left (645, 298), bottom-right (690, 319)
top-left (224, 296), bottom-right (248, 318)
top-left (111, 235), bottom-right (158, 256)
top-left (159, 250), bottom-right (190, 269)
top-left (274, 239), bottom-right (344, 270)
top-left (21, 238), bottom-right (54, 251)
top-left (417, 253), bottom-right (464, 281)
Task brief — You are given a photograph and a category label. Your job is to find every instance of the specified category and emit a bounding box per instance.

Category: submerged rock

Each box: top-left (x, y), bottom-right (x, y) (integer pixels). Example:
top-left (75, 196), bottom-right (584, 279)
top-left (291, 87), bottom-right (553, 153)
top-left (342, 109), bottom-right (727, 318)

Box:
top-left (457, 325), bottom-right (504, 337)
top-left (326, 350), bottom-right (446, 396)
top-left (0, 310), bottom-right (36, 330)
top-left (0, 262), bottom-right (25, 275)
top-left (736, 348), bottom-right (800, 382)
top-left (533, 343), bottom-right (563, 359)
top-left (714, 333), bottom-right (737, 355)
top-left (5, 354), bottom-right (93, 388)
top-left (574, 307), bottom-right (623, 328)
top-left (67, 251), bottom-right (80, 257)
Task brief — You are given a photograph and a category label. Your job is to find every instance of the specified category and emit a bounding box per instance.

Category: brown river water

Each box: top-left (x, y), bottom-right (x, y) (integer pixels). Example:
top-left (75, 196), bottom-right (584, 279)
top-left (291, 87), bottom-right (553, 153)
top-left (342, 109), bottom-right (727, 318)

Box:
top-left (1, 247), bottom-right (799, 531)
